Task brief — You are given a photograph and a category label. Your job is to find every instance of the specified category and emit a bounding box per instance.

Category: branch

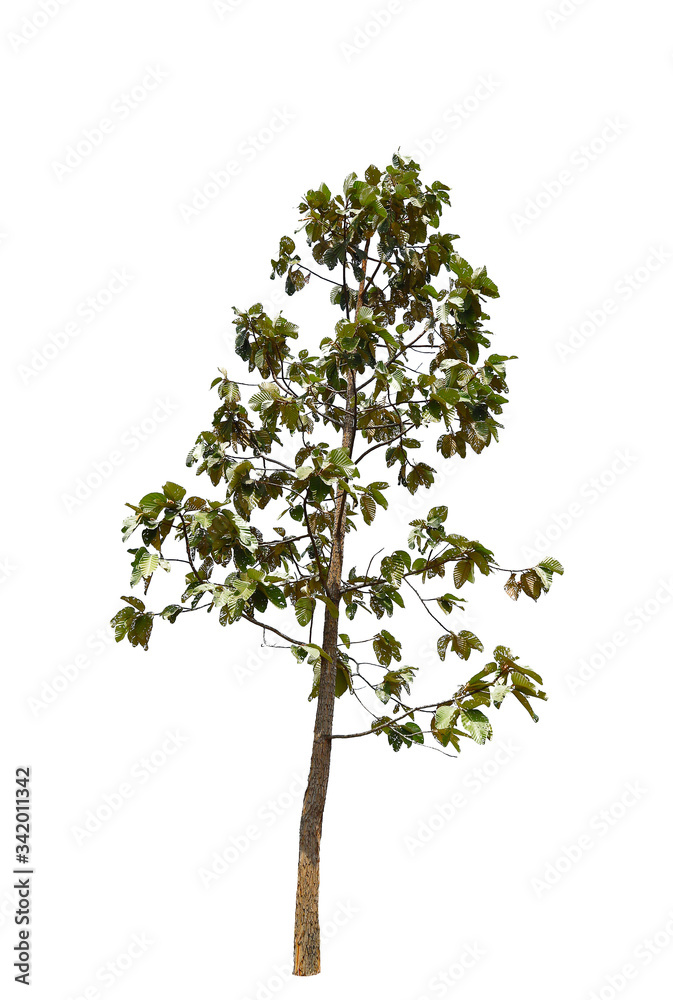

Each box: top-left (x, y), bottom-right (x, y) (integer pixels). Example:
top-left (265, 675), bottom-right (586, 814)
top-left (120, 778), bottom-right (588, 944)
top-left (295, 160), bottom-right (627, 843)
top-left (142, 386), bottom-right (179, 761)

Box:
top-left (254, 454), bottom-right (294, 472)
top-left (330, 700), bottom-right (440, 739)
top-left (178, 513), bottom-right (203, 582)
top-left (259, 533), bottom-right (310, 547)
top-left (331, 681), bottom-right (496, 741)
top-left (358, 330), bottom-right (429, 390)
top-left (365, 547), bottom-right (383, 582)
top-left (296, 262), bottom-right (343, 288)
top-left (303, 496), bottom-right (328, 591)
top-left (241, 613), bottom-right (303, 647)
top-left (348, 236), bottom-right (370, 459)
top-left (179, 601), bottom-right (213, 614)
top-left (405, 578), bottom-right (452, 634)
top-left (355, 419), bottom-right (415, 465)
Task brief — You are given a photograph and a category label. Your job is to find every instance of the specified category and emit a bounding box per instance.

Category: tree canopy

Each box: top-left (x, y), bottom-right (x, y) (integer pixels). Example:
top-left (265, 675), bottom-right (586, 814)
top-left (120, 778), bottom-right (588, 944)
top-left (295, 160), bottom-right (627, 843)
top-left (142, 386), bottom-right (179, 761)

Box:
top-left (112, 153), bottom-right (561, 755)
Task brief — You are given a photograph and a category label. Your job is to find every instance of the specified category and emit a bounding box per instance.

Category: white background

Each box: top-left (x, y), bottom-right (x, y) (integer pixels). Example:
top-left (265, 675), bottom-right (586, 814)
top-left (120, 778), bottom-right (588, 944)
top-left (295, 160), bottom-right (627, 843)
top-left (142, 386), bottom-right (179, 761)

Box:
top-left (2, 1), bottom-right (672, 998)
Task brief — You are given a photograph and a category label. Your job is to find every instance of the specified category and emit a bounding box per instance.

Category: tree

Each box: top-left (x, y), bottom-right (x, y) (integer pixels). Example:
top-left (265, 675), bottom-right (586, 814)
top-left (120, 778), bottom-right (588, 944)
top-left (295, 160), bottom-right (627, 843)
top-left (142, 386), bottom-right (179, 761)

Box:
top-left (111, 154), bottom-right (563, 977)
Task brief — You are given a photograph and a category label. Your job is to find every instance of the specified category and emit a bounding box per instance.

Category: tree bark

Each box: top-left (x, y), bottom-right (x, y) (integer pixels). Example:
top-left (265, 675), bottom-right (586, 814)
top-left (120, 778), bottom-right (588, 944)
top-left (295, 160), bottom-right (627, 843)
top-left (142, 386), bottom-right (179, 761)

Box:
top-left (292, 374), bottom-right (353, 976)
top-left (292, 248), bottom-right (368, 976)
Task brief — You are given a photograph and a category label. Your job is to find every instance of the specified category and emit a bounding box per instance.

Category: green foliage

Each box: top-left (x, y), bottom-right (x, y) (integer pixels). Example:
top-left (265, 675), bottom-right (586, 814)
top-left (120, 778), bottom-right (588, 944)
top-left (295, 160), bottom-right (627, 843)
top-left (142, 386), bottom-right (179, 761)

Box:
top-left (112, 153), bottom-right (563, 761)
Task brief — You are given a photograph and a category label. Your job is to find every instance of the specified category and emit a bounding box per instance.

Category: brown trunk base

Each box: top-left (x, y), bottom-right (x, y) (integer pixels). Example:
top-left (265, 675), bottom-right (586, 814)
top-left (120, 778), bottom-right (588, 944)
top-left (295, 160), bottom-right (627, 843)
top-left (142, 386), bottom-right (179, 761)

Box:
top-left (293, 850), bottom-right (320, 975)
top-left (292, 257), bottom-right (368, 976)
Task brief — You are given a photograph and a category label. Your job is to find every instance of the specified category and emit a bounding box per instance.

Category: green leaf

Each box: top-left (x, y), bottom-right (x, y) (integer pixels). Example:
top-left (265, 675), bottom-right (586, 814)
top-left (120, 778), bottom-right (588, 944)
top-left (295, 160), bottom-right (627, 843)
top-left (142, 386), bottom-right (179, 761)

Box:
top-left (514, 664), bottom-right (544, 685)
top-left (407, 463), bottom-right (434, 495)
top-left (459, 708), bottom-right (492, 744)
top-left (492, 683), bottom-right (509, 706)
top-left (327, 447), bottom-right (358, 479)
top-left (512, 689), bottom-right (539, 722)
top-left (369, 486), bottom-right (388, 509)
top-left (121, 514), bottom-right (140, 542)
top-left (510, 670), bottom-right (539, 694)
top-left (111, 606), bottom-right (135, 641)
top-left (361, 493), bottom-right (377, 525)
top-left (295, 597), bottom-right (315, 627)
top-left (316, 593), bottom-right (339, 620)
top-left (139, 492), bottom-right (166, 517)
top-left (364, 164), bottom-right (382, 185)
top-left (130, 548), bottom-right (160, 586)
top-left (304, 642), bottom-right (332, 663)
top-left (263, 585), bottom-right (287, 609)
top-left (538, 556), bottom-right (564, 575)
top-left (453, 560), bottom-right (473, 589)
top-left (399, 721), bottom-right (424, 746)
top-left (162, 482), bottom-right (186, 503)
top-left (432, 704), bottom-right (461, 748)
top-left (436, 593), bottom-right (463, 615)
top-left (521, 570), bottom-right (542, 601)
top-left (335, 662), bottom-right (352, 699)
top-left (434, 704), bottom-right (459, 730)
top-left (121, 595), bottom-right (145, 612)
top-left (343, 171), bottom-right (357, 197)
top-left (533, 565), bottom-right (554, 592)
top-left (373, 630), bottom-right (402, 667)
top-left (453, 631), bottom-right (484, 660)
top-left (128, 613), bottom-right (153, 651)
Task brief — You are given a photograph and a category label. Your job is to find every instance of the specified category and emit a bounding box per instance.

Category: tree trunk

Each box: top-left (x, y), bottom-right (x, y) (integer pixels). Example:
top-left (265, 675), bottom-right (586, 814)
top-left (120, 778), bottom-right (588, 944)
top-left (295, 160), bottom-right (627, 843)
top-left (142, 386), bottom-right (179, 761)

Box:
top-left (293, 250), bottom-right (369, 976)
top-left (292, 379), bottom-right (352, 976)
top-left (292, 575), bottom-right (342, 975)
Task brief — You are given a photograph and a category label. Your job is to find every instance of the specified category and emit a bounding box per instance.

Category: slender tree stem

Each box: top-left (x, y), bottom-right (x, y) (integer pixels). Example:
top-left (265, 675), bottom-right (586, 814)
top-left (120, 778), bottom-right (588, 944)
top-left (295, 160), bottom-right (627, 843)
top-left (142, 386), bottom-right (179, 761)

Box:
top-left (293, 236), bottom-right (370, 977)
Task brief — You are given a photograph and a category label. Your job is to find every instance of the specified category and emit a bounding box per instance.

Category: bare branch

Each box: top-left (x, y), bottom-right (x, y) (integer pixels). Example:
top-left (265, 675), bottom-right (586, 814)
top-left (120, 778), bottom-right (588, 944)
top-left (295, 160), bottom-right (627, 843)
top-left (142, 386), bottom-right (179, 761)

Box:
top-left (241, 613), bottom-right (304, 647)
